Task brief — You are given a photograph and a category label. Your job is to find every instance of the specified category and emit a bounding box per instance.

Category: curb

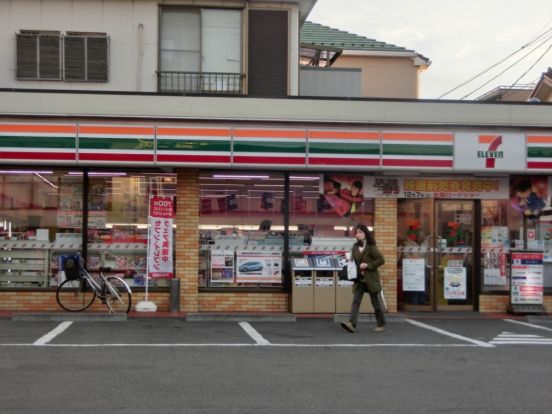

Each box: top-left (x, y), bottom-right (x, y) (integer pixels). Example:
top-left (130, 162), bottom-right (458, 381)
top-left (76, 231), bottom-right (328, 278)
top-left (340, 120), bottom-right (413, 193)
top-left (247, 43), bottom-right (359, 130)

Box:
top-left (186, 313), bottom-right (296, 322)
top-left (527, 315), bottom-right (552, 324)
top-left (12, 313), bottom-right (127, 322)
top-left (333, 313), bottom-right (406, 323)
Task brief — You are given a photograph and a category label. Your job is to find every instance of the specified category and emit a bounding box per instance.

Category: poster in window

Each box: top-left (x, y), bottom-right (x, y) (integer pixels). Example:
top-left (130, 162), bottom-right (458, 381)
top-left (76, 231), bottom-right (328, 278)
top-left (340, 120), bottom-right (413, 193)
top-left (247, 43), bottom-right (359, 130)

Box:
top-left (319, 174), bottom-right (364, 217)
top-left (236, 250), bottom-right (282, 283)
top-left (210, 250), bottom-right (235, 285)
top-left (510, 176), bottom-right (549, 220)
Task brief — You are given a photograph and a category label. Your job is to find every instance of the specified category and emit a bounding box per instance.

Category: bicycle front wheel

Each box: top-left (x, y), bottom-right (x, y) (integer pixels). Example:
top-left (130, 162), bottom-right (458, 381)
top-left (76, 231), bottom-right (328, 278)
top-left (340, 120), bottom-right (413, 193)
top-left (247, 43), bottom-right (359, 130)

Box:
top-left (56, 279), bottom-right (96, 312)
top-left (105, 276), bottom-right (132, 313)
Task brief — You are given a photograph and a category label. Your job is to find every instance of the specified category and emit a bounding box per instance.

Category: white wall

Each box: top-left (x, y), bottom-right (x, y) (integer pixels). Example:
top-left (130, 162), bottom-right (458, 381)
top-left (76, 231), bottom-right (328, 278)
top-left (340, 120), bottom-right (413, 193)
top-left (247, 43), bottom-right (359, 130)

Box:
top-left (0, 0), bottom-right (161, 92)
top-left (0, 0), bottom-right (301, 94)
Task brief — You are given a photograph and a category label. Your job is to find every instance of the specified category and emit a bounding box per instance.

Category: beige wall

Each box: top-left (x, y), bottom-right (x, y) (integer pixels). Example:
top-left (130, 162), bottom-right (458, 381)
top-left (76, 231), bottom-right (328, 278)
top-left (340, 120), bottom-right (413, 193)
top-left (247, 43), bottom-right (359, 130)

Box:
top-left (332, 55), bottom-right (420, 99)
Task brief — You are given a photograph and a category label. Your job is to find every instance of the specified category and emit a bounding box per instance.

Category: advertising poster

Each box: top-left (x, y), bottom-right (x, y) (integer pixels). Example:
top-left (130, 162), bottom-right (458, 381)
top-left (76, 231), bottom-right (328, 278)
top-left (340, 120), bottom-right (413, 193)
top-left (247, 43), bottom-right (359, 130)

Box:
top-left (147, 196), bottom-right (174, 279)
top-left (481, 226), bottom-right (508, 286)
top-left (511, 251), bottom-right (544, 305)
top-left (319, 174), bottom-right (364, 217)
top-left (364, 177), bottom-right (509, 199)
top-left (402, 258), bottom-right (426, 291)
top-left (444, 266), bottom-right (467, 299)
top-left (210, 250), bottom-right (235, 285)
top-left (236, 250), bottom-right (282, 283)
top-left (510, 176), bottom-right (548, 220)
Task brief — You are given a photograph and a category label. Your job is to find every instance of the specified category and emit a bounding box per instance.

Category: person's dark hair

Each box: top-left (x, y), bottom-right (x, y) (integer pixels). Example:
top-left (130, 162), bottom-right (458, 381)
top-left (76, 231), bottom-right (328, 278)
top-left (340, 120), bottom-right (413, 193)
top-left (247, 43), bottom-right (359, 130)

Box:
top-left (352, 180), bottom-right (363, 190)
top-left (259, 219), bottom-right (272, 231)
top-left (355, 224), bottom-right (375, 245)
top-left (514, 180), bottom-right (532, 193)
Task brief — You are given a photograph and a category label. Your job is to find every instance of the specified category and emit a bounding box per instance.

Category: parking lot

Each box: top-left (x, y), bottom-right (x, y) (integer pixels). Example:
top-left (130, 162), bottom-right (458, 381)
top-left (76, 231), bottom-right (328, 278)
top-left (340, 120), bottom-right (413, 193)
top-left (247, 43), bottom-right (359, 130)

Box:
top-left (2, 315), bottom-right (552, 348)
top-left (1, 316), bottom-right (551, 414)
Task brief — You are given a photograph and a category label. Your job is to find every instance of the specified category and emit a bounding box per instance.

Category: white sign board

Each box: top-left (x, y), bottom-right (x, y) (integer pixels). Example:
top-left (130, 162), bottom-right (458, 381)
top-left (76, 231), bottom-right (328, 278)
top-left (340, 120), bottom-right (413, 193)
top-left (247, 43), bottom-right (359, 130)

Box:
top-left (402, 258), bottom-right (426, 291)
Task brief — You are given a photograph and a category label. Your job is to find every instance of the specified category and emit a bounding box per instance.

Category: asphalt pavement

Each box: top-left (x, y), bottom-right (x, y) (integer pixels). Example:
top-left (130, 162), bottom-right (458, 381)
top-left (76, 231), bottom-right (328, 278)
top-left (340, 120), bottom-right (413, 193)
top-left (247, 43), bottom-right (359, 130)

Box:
top-left (1, 315), bottom-right (551, 413)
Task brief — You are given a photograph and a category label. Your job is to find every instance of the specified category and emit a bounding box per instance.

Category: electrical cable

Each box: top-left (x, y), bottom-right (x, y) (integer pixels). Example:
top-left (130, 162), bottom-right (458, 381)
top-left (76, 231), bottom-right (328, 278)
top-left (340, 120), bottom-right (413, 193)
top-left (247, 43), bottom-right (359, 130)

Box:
top-left (458, 33), bottom-right (552, 99)
top-left (437, 24), bottom-right (552, 99)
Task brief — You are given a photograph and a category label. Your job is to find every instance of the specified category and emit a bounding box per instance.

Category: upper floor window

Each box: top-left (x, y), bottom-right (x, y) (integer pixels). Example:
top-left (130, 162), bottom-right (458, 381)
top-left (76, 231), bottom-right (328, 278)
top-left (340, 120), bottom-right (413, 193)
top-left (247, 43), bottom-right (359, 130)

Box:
top-left (158, 7), bottom-right (243, 94)
top-left (16, 30), bottom-right (109, 81)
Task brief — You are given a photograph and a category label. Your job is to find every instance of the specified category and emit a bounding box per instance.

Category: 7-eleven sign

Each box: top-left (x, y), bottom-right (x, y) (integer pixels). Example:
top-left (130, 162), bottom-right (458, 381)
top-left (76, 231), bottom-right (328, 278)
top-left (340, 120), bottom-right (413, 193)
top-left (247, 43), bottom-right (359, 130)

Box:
top-left (477, 135), bottom-right (503, 168)
top-left (454, 132), bottom-right (525, 172)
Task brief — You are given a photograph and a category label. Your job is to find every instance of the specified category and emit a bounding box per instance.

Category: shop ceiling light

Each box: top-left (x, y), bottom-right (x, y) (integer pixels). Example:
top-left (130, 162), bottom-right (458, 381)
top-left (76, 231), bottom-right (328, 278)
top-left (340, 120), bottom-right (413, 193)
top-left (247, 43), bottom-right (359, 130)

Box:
top-left (211, 174), bottom-right (270, 179)
top-left (0, 170), bottom-right (53, 174)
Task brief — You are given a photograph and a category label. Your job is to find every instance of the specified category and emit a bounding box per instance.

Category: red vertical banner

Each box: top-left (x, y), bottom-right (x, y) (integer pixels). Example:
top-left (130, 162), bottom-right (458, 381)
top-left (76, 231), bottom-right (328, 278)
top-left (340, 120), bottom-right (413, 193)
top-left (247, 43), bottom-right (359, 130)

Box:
top-left (147, 196), bottom-right (175, 279)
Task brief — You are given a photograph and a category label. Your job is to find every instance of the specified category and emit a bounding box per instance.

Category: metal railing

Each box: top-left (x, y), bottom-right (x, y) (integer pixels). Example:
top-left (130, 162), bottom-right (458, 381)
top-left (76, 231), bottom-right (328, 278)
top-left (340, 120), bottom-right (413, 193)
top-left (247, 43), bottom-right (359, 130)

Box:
top-left (157, 71), bottom-right (245, 95)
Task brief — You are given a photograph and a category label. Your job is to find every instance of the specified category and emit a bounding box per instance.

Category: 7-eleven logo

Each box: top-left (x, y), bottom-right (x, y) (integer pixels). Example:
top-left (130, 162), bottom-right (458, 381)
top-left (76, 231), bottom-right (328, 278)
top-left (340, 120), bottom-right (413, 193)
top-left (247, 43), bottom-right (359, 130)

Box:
top-left (477, 135), bottom-right (503, 168)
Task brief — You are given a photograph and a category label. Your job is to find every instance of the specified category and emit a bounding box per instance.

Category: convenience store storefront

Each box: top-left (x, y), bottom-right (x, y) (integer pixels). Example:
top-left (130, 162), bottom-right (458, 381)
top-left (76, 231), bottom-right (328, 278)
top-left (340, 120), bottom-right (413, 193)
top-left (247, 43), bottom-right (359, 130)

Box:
top-left (1, 120), bottom-right (552, 314)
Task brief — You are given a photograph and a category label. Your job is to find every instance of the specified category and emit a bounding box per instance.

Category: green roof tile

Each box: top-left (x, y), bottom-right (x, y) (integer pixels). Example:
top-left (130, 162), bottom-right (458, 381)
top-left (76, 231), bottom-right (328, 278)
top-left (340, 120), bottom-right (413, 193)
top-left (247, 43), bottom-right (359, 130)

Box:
top-left (300, 21), bottom-right (414, 53)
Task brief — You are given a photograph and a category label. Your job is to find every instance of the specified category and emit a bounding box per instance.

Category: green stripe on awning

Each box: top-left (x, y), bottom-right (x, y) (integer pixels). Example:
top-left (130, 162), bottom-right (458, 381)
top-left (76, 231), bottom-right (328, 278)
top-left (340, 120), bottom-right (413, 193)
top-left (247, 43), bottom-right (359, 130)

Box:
top-left (79, 137), bottom-right (153, 150)
top-left (234, 141), bottom-right (306, 153)
top-left (157, 139), bottom-right (230, 152)
top-left (528, 147), bottom-right (552, 158)
top-left (0, 136), bottom-right (75, 149)
top-left (382, 144), bottom-right (452, 157)
top-left (309, 142), bottom-right (379, 155)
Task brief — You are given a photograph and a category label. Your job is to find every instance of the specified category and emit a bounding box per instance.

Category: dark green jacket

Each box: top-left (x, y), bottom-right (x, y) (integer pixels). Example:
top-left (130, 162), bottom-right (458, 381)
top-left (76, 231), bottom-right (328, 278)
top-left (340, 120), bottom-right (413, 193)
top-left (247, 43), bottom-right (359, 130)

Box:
top-left (352, 243), bottom-right (385, 293)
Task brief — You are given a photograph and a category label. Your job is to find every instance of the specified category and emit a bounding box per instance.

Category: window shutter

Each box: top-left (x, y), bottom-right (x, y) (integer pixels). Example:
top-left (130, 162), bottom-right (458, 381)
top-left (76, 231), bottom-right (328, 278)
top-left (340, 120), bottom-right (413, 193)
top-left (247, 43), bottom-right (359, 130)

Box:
top-left (38, 34), bottom-right (61, 79)
top-left (87, 36), bottom-right (108, 81)
top-left (16, 33), bottom-right (38, 79)
top-left (64, 36), bottom-right (86, 80)
top-left (248, 10), bottom-right (288, 97)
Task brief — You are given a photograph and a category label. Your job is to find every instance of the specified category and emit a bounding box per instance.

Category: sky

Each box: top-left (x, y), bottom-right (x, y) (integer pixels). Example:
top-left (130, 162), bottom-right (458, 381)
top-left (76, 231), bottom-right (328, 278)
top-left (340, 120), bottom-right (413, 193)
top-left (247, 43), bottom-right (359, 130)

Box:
top-left (307, 0), bottom-right (552, 100)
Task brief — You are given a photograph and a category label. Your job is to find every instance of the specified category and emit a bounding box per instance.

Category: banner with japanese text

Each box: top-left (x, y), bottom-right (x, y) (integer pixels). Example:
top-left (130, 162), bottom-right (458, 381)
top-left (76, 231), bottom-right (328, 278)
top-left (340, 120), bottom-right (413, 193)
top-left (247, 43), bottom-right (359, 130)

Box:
top-left (364, 177), bottom-right (509, 199)
top-left (147, 196), bottom-right (175, 279)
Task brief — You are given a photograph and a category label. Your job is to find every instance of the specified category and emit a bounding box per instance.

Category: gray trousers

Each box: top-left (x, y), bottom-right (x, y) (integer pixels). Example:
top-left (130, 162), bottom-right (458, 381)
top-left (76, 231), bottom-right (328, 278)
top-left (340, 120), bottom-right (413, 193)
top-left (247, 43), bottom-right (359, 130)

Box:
top-left (349, 284), bottom-right (386, 327)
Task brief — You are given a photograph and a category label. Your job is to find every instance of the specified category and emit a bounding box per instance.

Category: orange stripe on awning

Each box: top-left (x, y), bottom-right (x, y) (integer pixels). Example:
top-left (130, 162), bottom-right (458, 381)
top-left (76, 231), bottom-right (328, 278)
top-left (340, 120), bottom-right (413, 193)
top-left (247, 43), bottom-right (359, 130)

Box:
top-left (478, 135), bottom-right (501, 144)
top-left (234, 129), bottom-right (305, 139)
top-left (308, 130), bottom-right (379, 140)
top-left (0, 124), bottom-right (76, 134)
top-left (527, 135), bottom-right (552, 144)
top-left (79, 125), bottom-right (154, 135)
top-left (382, 132), bottom-right (453, 142)
top-left (157, 127), bottom-right (231, 137)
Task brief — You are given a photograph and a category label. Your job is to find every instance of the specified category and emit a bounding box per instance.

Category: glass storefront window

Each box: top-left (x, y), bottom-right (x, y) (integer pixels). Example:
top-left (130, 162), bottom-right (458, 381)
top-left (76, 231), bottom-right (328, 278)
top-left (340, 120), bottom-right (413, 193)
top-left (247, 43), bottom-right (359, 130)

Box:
top-left (0, 169), bottom-right (83, 288)
top-left (289, 174), bottom-right (374, 240)
top-left (85, 171), bottom-right (176, 288)
top-left (198, 172), bottom-right (285, 288)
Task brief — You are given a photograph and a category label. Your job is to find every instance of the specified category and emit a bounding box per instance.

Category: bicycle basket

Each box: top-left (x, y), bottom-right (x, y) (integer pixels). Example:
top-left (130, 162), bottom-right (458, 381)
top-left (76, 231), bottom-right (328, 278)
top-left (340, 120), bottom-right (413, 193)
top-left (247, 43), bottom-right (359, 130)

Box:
top-left (62, 255), bottom-right (81, 281)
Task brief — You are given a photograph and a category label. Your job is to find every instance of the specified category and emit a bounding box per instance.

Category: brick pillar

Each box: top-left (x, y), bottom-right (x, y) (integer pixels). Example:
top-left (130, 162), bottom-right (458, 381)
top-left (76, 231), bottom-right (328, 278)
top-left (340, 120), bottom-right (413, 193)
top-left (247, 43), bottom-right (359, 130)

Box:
top-left (374, 198), bottom-right (397, 313)
top-left (176, 169), bottom-right (199, 312)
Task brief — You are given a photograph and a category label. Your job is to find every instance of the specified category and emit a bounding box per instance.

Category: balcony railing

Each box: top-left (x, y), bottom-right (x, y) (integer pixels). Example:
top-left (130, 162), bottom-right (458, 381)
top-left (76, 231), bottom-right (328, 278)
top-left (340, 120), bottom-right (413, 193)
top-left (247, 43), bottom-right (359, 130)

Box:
top-left (157, 71), bottom-right (245, 95)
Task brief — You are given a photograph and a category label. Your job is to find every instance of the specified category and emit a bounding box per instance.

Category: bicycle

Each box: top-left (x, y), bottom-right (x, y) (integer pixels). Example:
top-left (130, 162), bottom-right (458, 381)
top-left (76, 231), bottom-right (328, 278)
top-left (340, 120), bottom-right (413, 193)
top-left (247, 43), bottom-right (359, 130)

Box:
top-left (56, 255), bottom-right (132, 313)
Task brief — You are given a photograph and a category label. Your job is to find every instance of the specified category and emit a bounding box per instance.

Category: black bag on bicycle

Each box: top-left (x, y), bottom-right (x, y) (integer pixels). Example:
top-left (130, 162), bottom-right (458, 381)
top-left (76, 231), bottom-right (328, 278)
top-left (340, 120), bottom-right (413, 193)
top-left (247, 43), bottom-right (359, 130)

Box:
top-left (62, 255), bottom-right (80, 281)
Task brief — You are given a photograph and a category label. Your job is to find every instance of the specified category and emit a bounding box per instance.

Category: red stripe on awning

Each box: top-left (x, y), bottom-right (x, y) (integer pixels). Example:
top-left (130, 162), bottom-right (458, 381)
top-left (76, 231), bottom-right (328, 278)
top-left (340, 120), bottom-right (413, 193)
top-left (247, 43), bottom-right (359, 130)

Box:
top-left (233, 156), bottom-right (305, 165)
top-left (0, 151), bottom-right (75, 160)
top-left (527, 161), bottom-right (552, 169)
top-left (383, 159), bottom-right (453, 167)
top-left (79, 153), bottom-right (154, 162)
top-left (157, 154), bottom-right (231, 163)
top-left (308, 158), bottom-right (379, 166)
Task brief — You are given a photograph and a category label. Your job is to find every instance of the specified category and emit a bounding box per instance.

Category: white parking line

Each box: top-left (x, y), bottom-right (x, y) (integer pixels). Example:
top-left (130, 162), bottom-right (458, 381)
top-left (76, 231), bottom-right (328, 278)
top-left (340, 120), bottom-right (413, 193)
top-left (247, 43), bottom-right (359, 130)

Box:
top-left (504, 319), bottom-right (552, 333)
top-left (33, 321), bottom-right (73, 346)
top-left (0, 343), bottom-right (479, 348)
top-left (405, 319), bottom-right (495, 348)
top-left (239, 321), bottom-right (271, 345)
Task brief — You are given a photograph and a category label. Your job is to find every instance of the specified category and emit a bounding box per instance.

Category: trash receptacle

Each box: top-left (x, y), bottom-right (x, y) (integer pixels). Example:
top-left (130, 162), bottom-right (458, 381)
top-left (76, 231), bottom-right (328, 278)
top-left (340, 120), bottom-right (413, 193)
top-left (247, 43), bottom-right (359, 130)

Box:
top-left (169, 278), bottom-right (180, 313)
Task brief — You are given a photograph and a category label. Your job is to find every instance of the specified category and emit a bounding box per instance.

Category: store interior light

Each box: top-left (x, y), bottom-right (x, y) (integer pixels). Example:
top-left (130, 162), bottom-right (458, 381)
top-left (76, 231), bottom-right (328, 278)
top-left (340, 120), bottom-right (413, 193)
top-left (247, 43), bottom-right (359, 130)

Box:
top-left (0, 170), bottom-right (53, 174)
top-left (198, 224), bottom-right (298, 231)
top-left (290, 176), bottom-right (320, 180)
top-left (68, 172), bottom-right (127, 176)
top-left (210, 174), bottom-right (270, 179)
